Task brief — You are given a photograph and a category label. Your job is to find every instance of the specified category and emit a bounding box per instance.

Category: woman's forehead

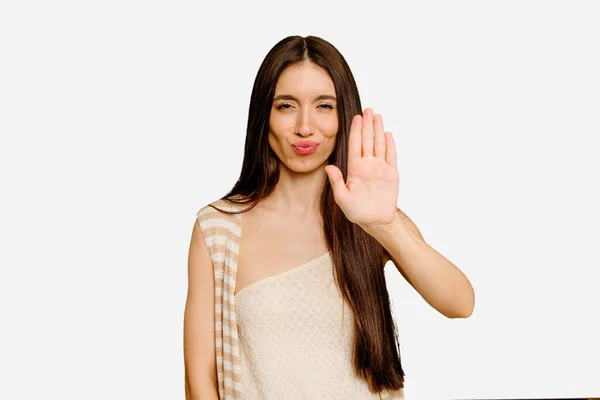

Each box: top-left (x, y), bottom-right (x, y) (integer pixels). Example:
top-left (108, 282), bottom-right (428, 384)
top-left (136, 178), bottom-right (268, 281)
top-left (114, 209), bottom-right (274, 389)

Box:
top-left (275, 68), bottom-right (335, 99)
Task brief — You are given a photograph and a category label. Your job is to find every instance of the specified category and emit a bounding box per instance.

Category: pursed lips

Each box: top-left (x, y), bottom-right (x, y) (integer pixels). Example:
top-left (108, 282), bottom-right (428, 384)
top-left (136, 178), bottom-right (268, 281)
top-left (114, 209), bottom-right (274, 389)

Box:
top-left (292, 141), bottom-right (320, 148)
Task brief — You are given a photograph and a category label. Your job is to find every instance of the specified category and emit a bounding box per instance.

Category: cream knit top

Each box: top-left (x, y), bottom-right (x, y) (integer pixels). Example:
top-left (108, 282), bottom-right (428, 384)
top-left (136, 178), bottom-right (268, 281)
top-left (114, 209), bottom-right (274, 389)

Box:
top-left (197, 199), bottom-right (405, 400)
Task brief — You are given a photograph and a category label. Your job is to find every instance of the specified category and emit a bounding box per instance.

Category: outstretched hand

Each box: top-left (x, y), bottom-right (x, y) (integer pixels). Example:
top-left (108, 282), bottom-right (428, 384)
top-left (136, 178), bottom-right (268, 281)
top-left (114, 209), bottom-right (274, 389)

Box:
top-left (324, 108), bottom-right (399, 230)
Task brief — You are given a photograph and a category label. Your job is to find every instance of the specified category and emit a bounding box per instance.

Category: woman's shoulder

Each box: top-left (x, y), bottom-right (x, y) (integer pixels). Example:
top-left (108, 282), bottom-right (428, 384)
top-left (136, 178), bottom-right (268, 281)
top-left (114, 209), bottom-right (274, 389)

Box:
top-left (196, 195), bottom-right (249, 221)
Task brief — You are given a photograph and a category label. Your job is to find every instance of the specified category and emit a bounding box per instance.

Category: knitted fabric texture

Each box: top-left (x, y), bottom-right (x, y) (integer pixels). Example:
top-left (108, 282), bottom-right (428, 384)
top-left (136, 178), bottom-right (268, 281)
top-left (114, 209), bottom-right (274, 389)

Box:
top-left (196, 199), bottom-right (404, 400)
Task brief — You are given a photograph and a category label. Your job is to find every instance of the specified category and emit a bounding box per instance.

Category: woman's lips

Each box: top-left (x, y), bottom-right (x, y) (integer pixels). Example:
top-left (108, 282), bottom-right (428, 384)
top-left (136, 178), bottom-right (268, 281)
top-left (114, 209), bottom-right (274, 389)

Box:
top-left (292, 141), bottom-right (320, 155)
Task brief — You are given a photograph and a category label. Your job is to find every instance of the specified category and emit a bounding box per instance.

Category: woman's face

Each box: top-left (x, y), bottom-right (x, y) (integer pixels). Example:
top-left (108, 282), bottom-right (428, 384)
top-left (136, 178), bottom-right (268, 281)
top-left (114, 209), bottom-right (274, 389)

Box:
top-left (268, 61), bottom-right (339, 173)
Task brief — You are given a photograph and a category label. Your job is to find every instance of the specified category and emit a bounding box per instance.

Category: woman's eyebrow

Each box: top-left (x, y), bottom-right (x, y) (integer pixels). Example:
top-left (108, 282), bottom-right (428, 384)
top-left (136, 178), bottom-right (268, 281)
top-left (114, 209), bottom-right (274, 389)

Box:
top-left (273, 94), bottom-right (337, 102)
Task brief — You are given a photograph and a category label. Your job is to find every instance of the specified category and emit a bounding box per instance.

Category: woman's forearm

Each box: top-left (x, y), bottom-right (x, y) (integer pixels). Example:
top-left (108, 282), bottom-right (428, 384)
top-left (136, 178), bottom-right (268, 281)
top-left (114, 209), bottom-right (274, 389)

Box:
top-left (363, 210), bottom-right (475, 319)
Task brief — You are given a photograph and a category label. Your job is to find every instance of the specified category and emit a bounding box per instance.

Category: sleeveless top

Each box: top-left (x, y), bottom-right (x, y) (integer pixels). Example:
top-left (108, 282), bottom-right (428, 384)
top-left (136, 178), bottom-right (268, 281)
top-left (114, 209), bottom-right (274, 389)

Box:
top-left (196, 199), bottom-right (405, 400)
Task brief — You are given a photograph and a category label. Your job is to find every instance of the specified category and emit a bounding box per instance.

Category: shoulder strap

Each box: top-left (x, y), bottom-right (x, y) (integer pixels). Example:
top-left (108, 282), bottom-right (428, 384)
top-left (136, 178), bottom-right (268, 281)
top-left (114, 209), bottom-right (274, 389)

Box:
top-left (195, 198), bottom-right (244, 399)
top-left (196, 199), bottom-right (242, 264)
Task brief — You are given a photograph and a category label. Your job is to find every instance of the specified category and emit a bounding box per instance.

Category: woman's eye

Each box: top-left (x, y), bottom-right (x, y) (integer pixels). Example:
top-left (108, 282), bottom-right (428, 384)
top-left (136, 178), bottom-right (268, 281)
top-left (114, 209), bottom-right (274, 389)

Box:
top-left (275, 103), bottom-right (333, 110)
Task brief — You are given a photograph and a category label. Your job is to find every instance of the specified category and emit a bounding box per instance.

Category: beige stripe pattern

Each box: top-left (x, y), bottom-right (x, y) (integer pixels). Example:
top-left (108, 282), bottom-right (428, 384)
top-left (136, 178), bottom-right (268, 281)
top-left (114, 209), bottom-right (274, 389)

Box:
top-left (196, 198), bottom-right (405, 400)
top-left (197, 199), bottom-right (244, 399)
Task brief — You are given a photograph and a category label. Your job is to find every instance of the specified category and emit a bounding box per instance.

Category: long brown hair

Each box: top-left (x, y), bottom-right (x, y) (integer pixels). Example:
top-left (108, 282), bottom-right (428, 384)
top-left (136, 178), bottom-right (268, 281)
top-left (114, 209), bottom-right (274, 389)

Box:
top-left (211, 35), bottom-right (405, 393)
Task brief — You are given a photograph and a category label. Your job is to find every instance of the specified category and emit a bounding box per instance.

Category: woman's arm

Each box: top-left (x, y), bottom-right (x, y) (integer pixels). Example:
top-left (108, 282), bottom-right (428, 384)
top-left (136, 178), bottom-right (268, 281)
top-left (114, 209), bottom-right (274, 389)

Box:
top-left (382, 208), bottom-right (424, 290)
top-left (373, 208), bottom-right (475, 319)
top-left (183, 219), bottom-right (220, 399)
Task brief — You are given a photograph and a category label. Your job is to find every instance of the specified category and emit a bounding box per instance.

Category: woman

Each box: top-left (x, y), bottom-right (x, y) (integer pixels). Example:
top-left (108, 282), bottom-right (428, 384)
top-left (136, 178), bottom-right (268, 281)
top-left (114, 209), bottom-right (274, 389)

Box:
top-left (184, 35), bottom-right (475, 400)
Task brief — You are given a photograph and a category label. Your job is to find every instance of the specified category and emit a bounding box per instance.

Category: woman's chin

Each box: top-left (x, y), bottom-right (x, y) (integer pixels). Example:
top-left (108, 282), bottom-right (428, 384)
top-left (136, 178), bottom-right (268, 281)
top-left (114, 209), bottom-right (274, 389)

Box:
top-left (283, 159), bottom-right (326, 174)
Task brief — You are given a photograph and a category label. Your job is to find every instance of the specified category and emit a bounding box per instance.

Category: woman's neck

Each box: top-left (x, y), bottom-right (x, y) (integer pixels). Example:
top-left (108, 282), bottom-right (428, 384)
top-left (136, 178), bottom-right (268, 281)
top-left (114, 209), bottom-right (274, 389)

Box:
top-left (263, 163), bottom-right (328, 217)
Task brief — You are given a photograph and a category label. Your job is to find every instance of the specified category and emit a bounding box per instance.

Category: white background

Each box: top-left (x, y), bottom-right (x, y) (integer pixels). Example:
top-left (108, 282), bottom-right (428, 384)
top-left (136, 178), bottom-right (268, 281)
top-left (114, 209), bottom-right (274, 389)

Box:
top-left (1, 1), bottom-right (598, 399)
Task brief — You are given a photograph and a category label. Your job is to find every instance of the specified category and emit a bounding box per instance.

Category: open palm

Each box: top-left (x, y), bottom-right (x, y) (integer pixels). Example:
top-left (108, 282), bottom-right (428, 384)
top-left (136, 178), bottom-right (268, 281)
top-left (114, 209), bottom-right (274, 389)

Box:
top-left (325, 108), bottom-right (399, 229)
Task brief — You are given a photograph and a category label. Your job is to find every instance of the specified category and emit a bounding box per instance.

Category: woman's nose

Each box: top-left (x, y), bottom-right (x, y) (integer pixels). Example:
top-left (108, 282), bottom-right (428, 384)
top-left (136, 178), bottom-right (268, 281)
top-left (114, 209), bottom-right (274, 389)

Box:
top-left (296, 110), bottom-right (315, 136)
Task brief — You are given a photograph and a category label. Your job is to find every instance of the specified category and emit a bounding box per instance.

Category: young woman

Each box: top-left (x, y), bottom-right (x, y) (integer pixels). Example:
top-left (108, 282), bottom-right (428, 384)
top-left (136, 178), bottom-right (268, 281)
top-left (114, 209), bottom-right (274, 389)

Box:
top-left (184, 35), bottom-right (475, 400)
